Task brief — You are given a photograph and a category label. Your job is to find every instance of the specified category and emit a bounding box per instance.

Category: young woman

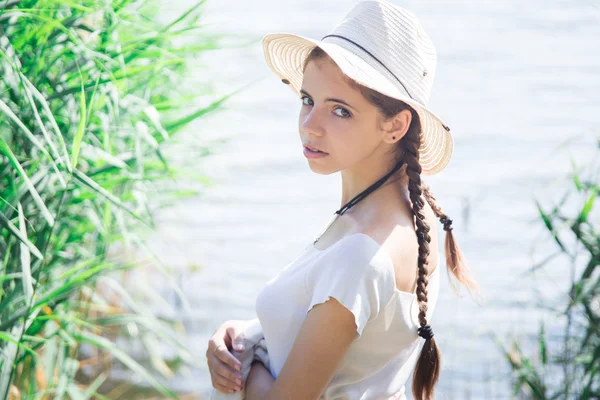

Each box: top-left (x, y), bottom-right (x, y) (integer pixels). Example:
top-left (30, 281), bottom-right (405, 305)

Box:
top-left (206, 1), bottom-right (479, 399)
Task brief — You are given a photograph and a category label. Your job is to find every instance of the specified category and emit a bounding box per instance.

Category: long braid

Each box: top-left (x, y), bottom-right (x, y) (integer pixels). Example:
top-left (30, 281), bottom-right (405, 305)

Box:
top-left (422, 185), bottom-right (481, 299)
top-left (403, 129), bottom-right (440, 400)
top-left (404, 140), bottom-right (430, 321)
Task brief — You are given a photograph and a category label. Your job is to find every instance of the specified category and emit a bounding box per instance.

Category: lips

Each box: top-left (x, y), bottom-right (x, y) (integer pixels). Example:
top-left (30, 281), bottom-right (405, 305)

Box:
top-left (304, 144), bottom-right (328, 154)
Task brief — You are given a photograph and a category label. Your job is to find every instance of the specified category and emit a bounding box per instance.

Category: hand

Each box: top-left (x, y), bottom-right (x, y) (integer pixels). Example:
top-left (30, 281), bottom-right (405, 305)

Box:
top-left (207, 319), bottom-right (248, 393)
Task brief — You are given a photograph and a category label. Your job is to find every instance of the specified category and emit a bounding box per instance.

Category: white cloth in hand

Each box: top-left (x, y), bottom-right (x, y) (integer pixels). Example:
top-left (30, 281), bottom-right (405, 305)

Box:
top-left (210, 319), bottom-right (270, 400)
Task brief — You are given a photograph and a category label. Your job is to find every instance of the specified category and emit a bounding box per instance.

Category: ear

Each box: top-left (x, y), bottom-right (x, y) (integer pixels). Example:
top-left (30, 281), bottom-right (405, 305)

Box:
top-left (380, 109), bottom-right (412, 144)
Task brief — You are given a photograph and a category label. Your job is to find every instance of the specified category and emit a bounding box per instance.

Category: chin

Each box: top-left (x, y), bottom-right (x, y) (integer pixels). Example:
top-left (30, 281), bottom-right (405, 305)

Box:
top-left (307, 162), bottom-right (339, 175)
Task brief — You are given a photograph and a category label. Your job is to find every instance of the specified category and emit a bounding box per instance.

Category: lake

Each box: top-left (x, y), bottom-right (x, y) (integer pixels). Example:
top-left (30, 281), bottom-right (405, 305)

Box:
top-left (143, 0), bottom-right (600, 398)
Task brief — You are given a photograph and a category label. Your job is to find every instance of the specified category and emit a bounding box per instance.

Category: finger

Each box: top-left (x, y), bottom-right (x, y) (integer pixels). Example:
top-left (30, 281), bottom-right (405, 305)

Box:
top-left (222, 329), bottom-right (232, 349)
top-left (226, 326), bottom-right (246, 352)
top-left (214, 342), bottom-right (243, 371)
top-left (209, 327), bottom-right (231, 351)
top-left (213, 380), bottom-right (239, 394)
top-left (210, 361), bottom-right (243, 390)
top-left (215, 360), bottom-right (243, 387)
top-left (213, 371), bottom-right (243, 392)
top-left (211, 369), bottom-right (241, 393)
top-left (207, 338), bottom-right (221, 353)
top-left (207, 351), bottom-right (242, 384)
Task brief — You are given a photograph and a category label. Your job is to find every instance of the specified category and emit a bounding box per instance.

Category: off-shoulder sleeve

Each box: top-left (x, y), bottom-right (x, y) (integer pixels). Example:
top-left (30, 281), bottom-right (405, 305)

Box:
top-left (304, 234), bottom-right (396, 339)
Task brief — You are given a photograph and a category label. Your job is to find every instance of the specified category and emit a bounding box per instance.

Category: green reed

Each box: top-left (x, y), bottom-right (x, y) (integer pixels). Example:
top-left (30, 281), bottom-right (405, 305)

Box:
top-left (0, 0), bottom-right (250, 398)
top-left (496, 146), bottom-right (600, 399)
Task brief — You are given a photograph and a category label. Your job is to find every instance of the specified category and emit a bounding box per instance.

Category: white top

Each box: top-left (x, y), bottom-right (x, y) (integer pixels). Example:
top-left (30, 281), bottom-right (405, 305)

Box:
top-left (255, 233), bottom-right (441, 400)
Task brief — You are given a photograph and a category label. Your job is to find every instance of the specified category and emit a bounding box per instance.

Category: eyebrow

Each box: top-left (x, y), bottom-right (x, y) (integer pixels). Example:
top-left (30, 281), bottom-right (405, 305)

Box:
top-left (299, 89), bottom-right (359, 113)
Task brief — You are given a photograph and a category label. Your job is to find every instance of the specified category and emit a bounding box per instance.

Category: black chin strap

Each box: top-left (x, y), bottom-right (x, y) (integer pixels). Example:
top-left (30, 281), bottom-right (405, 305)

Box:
top-left (336, 159), bottom-right (406, 216)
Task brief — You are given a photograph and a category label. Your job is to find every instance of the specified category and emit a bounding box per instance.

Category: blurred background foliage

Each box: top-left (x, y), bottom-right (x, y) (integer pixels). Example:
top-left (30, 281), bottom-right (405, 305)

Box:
top-left (0, 0), bottom-right (244, 398)
top-left (497, 147), bottom-right (600, 399)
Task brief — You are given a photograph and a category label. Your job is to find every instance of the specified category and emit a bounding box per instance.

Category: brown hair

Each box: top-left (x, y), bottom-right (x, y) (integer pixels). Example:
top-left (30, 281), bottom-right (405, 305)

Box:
top-left (302, 47), bottom-right (480, 400)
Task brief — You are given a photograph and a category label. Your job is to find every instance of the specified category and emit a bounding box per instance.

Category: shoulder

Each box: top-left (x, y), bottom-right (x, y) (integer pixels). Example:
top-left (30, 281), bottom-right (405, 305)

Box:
top-left (361, 203), bottom-right (440, 293)
top-left (304, 234), bottom-right (398, 337)
top-left (317, 233), bottom-right (396, 274)
top-left (305, 233), bottom-right (397, 296)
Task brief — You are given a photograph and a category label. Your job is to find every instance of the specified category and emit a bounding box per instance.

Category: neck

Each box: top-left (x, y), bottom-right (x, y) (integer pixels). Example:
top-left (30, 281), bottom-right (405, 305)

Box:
top-left (339, 161), bottom-right (406, 212)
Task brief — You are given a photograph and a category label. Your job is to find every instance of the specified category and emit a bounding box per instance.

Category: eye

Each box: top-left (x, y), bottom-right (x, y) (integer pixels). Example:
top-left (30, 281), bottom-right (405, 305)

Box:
top-left (300, 95), bottom-right (352, 119)
top-left (334, 106), bottom-right (352, 119)
top-left (300, 95), bottom-right (313, 106)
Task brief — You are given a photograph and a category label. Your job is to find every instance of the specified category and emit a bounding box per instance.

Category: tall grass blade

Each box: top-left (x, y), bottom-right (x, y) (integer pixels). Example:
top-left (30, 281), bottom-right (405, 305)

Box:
top-left (74, 331), bottom-right (178, 398)
top-left (0, 211), bottom-right (44, 260)
top-left (71, 73), bottom-right (87, 170)
top-left (72, 169), bottom-right (146, 224)
top-left (0, 99), bottom-right (62, 192)
top-left (20, 73), bottom-right (73, 173)
top-left (535, 200), bottom-right (566, 254)
top-left (17, 202), bottom-right (33, 304)
top-left (0, 137), bottom-right (55, 226)
top-left (577, 187), bottom-right (598, 224)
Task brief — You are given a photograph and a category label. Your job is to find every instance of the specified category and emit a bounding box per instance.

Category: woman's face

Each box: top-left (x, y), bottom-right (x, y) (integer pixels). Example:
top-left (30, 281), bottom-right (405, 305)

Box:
top-left (298, 57), bottom-right (391, 175)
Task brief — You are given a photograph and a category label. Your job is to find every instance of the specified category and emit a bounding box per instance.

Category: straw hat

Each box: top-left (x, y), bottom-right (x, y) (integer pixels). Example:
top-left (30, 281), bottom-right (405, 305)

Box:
top-left (262, 0), bottom-right (453, 175)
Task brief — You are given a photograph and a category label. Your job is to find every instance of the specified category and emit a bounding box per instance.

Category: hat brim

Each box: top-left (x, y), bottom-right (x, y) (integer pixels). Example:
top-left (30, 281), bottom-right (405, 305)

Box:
top-left (262, 32), bottom-right (453, 176)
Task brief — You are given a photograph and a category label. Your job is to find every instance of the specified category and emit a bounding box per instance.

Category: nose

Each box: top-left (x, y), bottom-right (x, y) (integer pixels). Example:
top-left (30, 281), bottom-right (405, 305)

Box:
top-left (299, 107), bottom-right (325, 138)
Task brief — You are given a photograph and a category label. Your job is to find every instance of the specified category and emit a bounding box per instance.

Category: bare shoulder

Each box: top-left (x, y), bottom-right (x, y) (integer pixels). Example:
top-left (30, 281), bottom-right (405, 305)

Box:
top-left (363, 201), bottom-right (440, 294)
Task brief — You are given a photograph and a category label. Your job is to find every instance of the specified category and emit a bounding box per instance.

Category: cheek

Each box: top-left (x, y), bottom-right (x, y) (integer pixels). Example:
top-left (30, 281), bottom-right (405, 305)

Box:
top-left (297, 109), bottom-right (306, 129)
top-left (326, 132), bottom-right (367, 165)
top-left (341, 127), bottom-right (372, 151)
top-left (298, 106), bottom-right (308, 119)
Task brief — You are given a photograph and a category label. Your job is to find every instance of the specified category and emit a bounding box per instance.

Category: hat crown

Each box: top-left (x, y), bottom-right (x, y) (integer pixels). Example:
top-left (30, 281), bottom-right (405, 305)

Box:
top-left (322, 0), bottom-right (437, 105)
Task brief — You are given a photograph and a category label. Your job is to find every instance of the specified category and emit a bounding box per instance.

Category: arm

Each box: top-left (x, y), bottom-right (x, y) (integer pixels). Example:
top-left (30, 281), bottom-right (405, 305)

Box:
top-left (245, 361), bottom-right (275, 400)
top-left (245, 297), bottom-right (357, 400)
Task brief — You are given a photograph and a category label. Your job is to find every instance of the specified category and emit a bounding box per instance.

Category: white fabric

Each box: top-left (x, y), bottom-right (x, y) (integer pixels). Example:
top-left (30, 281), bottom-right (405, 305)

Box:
top-left (255, 233), bottom-right (441, 400)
